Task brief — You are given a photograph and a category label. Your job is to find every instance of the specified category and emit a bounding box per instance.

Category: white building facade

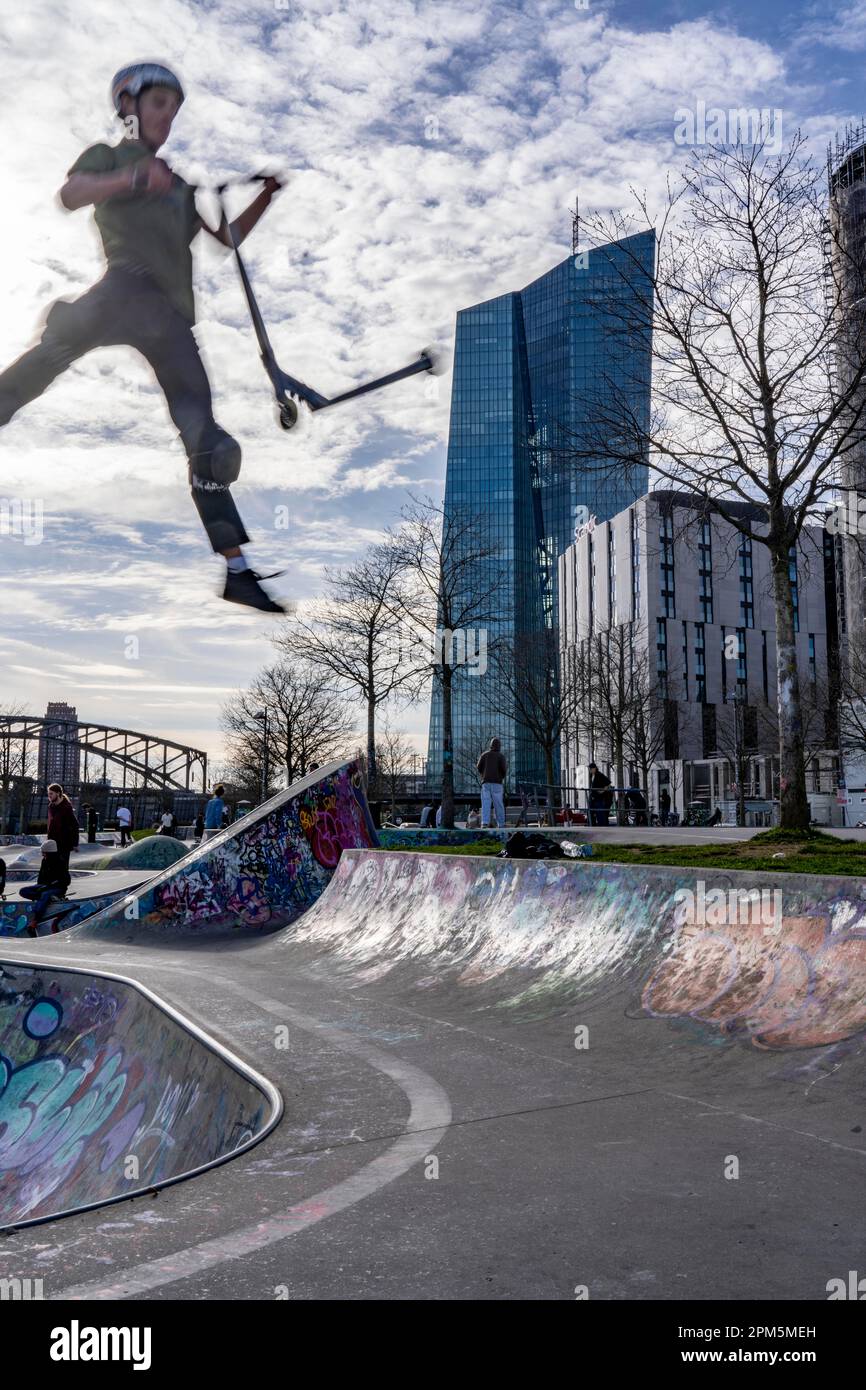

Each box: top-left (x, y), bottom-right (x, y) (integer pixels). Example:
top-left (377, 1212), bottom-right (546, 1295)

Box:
top-left (558, 492), bottom-right (843, 825)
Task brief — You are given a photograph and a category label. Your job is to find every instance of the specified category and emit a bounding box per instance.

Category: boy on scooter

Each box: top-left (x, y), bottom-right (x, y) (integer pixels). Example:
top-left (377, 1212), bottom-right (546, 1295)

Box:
top-left (0, 61), bottom-right (285, 612)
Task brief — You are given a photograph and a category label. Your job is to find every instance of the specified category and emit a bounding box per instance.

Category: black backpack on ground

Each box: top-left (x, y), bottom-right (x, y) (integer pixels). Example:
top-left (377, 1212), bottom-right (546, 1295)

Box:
top-left (499, 831), bottom-right (566, 860)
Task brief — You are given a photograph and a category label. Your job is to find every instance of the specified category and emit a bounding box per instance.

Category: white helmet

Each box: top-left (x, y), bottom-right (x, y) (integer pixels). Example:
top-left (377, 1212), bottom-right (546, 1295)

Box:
top-left (111, 62), bottom-right (184, 116)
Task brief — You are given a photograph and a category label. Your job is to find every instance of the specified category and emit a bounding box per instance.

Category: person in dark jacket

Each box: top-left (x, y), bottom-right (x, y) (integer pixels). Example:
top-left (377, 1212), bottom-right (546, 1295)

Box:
top-left (659, 787), bottom-right (671, 826)
top-left (477, 737), bottom-right (507, 828)
top-left (46, 783), bottom-right (79, 876)
top-left (587, 762), bottom-right (613, 826)
top-left (21, 838), bottom-right (72, 935)
top-left (625, 786), bottom-right (648, 826)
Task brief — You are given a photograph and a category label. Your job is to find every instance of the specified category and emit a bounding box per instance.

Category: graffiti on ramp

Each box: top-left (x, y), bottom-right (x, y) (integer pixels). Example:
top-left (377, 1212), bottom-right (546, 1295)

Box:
top-left (73, 759), bottom-right (377, 937)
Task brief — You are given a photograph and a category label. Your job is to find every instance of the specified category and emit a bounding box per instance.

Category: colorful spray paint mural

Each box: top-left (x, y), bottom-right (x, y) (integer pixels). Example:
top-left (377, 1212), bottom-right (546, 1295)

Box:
top-left (642, 904), bottom-right (866, 1049)
top-left (294, 849), bottom-right (866, 1047)
top-left (74, 759), bottom-right (378, 937)
top-left (0, 890), bottom-right (130, 938)
top-left (0, 962), bottom-right (277, 1229)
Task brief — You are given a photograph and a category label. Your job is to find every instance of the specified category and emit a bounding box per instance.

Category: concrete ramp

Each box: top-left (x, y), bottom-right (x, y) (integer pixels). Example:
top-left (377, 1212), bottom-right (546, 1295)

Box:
top-left (0, 959), bottom-right (280, 1231)
top-left (68, 758), bottom-right (377, 940)
top-left (293, 850), bottom-right (866, 1049)
top-left (0, 870), bottom-right (156, 938)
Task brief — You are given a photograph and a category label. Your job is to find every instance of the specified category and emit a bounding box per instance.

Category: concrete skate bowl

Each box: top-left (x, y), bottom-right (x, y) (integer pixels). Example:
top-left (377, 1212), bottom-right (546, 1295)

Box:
top-left (67, 758), bottom-right (378, 942)
top-left (291, 850), bottom-right (866, 1052)
top-left (0, 887), bottom-right (130, 939)
top-left (6, 836), bottom-right (191, 873)
top-left (0, 959), bottom-right (280, 1232)
top-left (86, 835), bottom-right (191, 871)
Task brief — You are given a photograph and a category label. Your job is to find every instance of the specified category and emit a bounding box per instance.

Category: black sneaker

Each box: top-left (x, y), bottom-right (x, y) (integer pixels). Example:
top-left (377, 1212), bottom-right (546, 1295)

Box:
top-left (222, 568), bottom-right (286, 613)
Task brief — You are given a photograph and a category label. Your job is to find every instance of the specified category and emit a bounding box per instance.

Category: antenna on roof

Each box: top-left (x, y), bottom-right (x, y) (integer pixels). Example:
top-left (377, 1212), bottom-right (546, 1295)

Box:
top-left (572, 196), bottom-right (579, 257)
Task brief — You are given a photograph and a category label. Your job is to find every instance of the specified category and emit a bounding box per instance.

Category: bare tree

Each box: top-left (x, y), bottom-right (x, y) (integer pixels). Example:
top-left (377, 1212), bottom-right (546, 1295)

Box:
top-left (483, 629), bottom-right (581, 815)
top-left (839, 631), bottom-right (866, 779)
top-left (221, 661), bottom-right (356, 795)
top-left (625, 646), bottom-right (677, 808)
top-left (572, 132), bottom-right (866, 828)
top-left (274, 545), bottom-right (423, 792)
top-left (0, 705), bottom-right (36, 833)
top-left (573, 625), bottom-right (681, 820)
top-left (387, 496), bottom-right (501, 827)
top-left (375, 721), bottom-right (415, 819)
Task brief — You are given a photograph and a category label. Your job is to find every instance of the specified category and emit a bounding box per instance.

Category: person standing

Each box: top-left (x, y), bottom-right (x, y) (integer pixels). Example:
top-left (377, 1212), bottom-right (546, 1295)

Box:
top-left (659, 786), bottom-right (671, 827)
top-left (194, 809), bottom-right (205, 842)
top-left (46, 784), bottom-right (79, 877)
top-left (204, 784), bottom-right (226, 838)
top-left (116, 803), bottom-right (132, 846)
top-left (587, 762), bottom-right (613, 826)
top-left (477, 737), bottom-right (507, 829)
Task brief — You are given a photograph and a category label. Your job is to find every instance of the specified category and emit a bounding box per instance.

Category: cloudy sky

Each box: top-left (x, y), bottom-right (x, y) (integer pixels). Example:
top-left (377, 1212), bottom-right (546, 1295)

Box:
top-left (0, 0), bottom-right (862, 774)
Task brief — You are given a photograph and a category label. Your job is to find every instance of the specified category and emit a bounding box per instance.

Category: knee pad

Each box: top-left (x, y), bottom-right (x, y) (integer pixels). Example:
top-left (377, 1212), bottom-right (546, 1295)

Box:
top-left (189, 425), bottom-right (242, 485)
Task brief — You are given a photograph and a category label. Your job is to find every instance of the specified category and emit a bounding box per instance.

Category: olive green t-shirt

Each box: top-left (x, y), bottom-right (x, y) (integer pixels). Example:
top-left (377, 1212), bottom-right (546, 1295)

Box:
top-left (67, 140), bottom-right (202, 323)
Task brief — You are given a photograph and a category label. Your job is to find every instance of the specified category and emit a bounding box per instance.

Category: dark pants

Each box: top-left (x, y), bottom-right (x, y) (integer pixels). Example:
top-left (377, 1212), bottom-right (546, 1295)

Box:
top-left (0, 268), bottom-right (249, 552)
top-left (119, 826), bottom-right (131, 846)
top-left (20, 883), bottom-right (64, 932)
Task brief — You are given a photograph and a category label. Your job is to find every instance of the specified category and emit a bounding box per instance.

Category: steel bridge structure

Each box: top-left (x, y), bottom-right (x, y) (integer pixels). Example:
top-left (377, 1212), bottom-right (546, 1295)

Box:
top-left (0, 715), bottom-right (208, 793)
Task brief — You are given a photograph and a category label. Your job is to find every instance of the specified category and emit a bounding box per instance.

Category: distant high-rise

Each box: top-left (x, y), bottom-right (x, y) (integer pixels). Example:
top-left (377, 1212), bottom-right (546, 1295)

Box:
top-left (426, 231), bottom-right (655, 793)
top-left (37, 702), bottom-right (80, 787)
top-left (829, 124), bottom-right (866, 645)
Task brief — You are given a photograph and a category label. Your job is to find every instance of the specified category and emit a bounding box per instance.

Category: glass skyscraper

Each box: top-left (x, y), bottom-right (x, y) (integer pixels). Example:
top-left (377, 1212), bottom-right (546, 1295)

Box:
top-left (426, 231), bottom-right (655, 793)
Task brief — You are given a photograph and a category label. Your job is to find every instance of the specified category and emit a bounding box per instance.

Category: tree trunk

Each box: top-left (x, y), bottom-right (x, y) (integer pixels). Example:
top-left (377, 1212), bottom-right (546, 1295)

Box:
top-left (615, 741), bottom-right (626, 824)
top-left (544, 746), bottom-right (556, 819)
top-left (771, 543), bottom-right (810, 829)
top-left (366, 692), bottom-right (377, 794)
top-left (441, 669), bottom-right (454, 828)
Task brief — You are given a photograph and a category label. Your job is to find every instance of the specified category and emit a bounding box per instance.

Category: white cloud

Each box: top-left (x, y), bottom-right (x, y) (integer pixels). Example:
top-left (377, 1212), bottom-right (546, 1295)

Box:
top-left (0, 0), bottom-right (831, 761)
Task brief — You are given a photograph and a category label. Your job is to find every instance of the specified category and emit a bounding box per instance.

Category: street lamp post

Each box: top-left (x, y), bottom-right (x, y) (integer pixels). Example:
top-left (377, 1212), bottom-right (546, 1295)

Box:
top-left (254, 709), bottom-right (269, 806)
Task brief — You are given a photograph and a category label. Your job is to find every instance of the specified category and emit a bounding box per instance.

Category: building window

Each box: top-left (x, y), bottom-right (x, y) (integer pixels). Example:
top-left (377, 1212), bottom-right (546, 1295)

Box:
top-left (739, 534), bottom-right (754, 628)
top-left (702, 703), bottom-right (717, 757)
top-left (682, 620), bottom-right (688, 701)
top-left (808, 633), bottom-right (817, 685)
top-left (663, 699), bottom-right (679, 760)
top-left (660, 511), bottom-right (676, 617)
top-left (698, 519), bottom-right (713, 624)
top-left (743, 705), bottom-right (758, 749)
top-left (695, 623), bottom-right (706, 704)
top-left (789, 545), bottom-right (800, 633)
top-left (657, 618), bottom-right (668, 697)
top-left (736, 627), bottom-right (747, 701)
top-left (631, 509), bottom-right (640, 620)
top-left (761, 630), bottom-right (769, 703)
top-left (609, 527), bottom-right (617, 625)
top-left (588, 533), bottom-right (595, 635)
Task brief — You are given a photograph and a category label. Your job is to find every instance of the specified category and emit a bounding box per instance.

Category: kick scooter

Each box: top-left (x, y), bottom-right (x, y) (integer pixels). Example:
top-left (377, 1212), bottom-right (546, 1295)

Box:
top-left (214, 176), bottom-right (444, 431)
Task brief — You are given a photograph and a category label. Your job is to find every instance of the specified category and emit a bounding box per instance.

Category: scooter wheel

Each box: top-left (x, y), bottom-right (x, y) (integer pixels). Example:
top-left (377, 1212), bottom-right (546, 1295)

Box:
top-left (278, 401), bottom-right (298, 431)
top-left (420, 343), bottom-right (447, 376)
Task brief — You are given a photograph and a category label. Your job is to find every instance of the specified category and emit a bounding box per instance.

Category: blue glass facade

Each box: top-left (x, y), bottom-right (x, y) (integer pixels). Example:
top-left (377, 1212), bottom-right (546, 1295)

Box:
top-left (427, 232), bottom-right (655, 793)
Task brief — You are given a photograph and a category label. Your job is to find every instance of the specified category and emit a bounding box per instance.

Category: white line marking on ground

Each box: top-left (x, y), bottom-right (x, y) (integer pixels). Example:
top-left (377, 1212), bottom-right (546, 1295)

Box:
top-left (52, 973), bottom-right (451, 1300)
